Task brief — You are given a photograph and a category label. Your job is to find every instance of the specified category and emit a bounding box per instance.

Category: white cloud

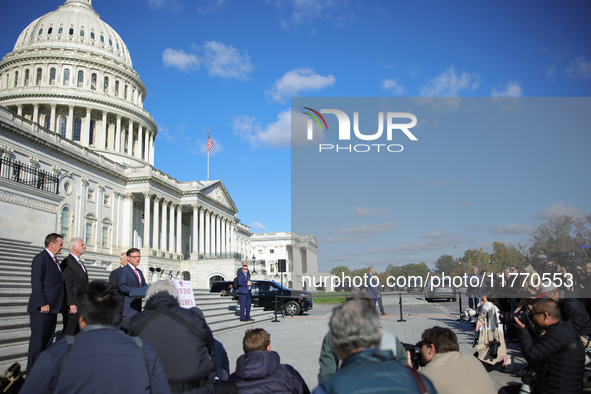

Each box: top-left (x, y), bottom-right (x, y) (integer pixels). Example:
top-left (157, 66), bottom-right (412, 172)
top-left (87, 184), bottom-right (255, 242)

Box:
top-left (420, 230), bottom-right (448, 239)
top-left (456, 201), bottom-right (474, 207)
top-left (491, 82), bottom-right (522, 97)
top-left (249, 222), bottom-right (268, 231)
top-left (352, 207), bottom-right (390, 217)
top-left (329, 252), bottom-right (360, 262)
top-left (233, 109), bottom-right (292, 148)
top-left (531, 202), bottom-right (581, 220)
top-left (202, 41), bottom-right (254, 80)
top-left (146, 0), bottom-right (181, 10)
top-left (419, 66), bottom-right (481, 97)
top-left (381, 78), bottom-right (404, 95)
top-left (565, 55), bottom-right (591, 79)
top-left (193, 137), bottom-right (224, 156)
top-left (336, 223), bottom-right (397, 239)
top-left (266, 68), bottom-right (335, 103)
top-left (490, 223), bottom-right (536, 235)
top-left (276, 0), bottom-right (354, 29)
top-left (431, 178), bottom-right (452, 188)
top-left (162, 48), bottom-right (199, 71)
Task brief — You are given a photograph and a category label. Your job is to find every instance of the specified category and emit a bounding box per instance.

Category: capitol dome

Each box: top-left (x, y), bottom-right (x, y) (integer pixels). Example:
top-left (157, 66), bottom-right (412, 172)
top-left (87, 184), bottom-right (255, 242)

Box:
top-left (0, 0), bottom-right (157, 167)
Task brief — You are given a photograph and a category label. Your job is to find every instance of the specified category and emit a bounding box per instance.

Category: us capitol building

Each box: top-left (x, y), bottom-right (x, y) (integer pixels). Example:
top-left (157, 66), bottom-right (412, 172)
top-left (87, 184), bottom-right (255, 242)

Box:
top-left (0, 0), bottom-right (318, 290)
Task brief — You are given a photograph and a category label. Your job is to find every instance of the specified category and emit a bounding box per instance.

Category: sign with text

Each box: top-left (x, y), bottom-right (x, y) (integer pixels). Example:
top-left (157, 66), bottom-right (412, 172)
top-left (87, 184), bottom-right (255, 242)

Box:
top-left (172, 280), bottom-right (196, 309)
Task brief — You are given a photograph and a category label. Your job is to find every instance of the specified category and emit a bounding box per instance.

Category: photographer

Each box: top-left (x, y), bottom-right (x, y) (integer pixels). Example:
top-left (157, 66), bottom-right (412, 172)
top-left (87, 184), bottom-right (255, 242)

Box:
top-left (509, 298), bottom-right (584, 394)
top-left (417, 326), bottom-right (495, 394)
top-left (539, 284), bottom-right (591, 345)
top-left (475, 295), bottom-right (513, 372)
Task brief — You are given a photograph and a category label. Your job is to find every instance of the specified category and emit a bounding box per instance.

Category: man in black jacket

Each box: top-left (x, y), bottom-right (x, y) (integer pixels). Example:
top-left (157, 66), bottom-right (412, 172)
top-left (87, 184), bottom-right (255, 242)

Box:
top-left (60, 237), bottom-right (89, 336)
top-left (229, 328), bottom-right (309, 394)
top-left (539, 284), bottom-right (591, 341)
top-left (512, 298), bottom-right (584, 394)
top-left (124, 280), bottom-right (237, 394)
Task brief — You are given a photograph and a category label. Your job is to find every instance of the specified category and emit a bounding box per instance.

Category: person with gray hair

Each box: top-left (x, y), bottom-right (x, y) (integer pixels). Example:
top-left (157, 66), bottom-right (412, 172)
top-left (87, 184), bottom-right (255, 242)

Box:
top-left (109, 252), bottom-right (128, 288)
top-left (124, 281), bottom-right (238, 394)
top-left (313, 300), bottom-right (437, 394)
top-left (60, 237), bottom-right (89, 336)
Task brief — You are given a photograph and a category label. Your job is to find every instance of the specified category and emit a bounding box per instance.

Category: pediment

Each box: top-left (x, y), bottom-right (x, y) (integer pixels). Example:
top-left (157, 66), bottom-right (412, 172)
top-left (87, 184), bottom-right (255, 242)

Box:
top-left (200, 181), bottom-right (237, 213)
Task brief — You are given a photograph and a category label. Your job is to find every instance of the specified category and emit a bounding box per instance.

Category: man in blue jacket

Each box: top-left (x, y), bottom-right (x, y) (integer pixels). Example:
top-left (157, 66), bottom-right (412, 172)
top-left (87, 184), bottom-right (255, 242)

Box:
top-left (313, 300), bottom-right (437, 394)
top-left (20, 280), bottom-right (171, 394)
top-left (237, 265), bottom-right (253, 321)
top-left (118, 248), bottom-right (147, 317)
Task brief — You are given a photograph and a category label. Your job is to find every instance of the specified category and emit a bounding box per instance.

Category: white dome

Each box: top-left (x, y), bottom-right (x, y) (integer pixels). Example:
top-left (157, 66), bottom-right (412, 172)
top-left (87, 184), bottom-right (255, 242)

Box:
top-left (13, 0), bottom-right (132, 67)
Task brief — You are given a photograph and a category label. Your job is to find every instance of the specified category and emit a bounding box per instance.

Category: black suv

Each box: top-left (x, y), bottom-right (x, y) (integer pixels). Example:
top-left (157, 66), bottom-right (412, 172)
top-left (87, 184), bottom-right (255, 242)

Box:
top-left (210, 280), bottom-right (314, 315)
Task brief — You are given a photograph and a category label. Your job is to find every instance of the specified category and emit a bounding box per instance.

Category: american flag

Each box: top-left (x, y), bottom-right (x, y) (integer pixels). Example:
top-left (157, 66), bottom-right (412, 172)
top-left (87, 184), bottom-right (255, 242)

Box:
top-left (207, 132), bottom-right (213, 152)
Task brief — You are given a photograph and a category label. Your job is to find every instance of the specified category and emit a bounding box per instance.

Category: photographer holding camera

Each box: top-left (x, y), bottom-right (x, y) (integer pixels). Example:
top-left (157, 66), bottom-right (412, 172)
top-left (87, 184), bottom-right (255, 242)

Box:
top-left (505, 298), bottom-right (585, 394)
top-left (415, 326), bottom-right (495, 394)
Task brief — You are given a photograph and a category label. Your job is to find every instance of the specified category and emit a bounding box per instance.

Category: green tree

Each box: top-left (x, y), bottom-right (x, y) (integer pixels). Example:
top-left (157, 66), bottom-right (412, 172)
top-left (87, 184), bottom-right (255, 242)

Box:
top-left (400, 262), bottom-right (431, 279)
top-left (330, 265), bottom-right (352, 278)
top-left (491, 242), bottom-right (525, 271)
top-left (434, 254), bottom-right (462, 275)
top-left (458, 248), bottom-right (491, 271)
top-left (530, 214), bottom-right (591, 263)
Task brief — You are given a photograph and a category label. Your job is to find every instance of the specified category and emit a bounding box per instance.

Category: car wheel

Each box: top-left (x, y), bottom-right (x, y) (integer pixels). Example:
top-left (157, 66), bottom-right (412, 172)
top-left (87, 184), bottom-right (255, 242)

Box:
top-left (284, 301), bottom-right (300, 315)
top-left (425, 297), bottom-right (431, 302)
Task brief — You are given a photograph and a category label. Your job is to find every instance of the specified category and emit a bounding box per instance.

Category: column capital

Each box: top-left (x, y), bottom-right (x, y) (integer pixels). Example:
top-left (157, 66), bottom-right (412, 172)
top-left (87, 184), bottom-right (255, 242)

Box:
top-left (102, 110), bottom-right (107, 117)
top-left (33, 103), bottom-right (39, 109)
top-left (153, 195), bottom-right (162, 203)
top-left (176, 204), bottom-right (183, 212)
top-left (97, 183), bottom-right (105, 192)
top-left (124, 193), bottom-right (134, 201)
top-left (191, 203), bottom-right (200, 211)
top-left (142, 191), bottom-right (153, 200)
top-left (68, 105), bottom-right (74, 111)
top-left (16, 104), bottom-right (23, 110)
top-left (51, 165), bottom-right (60, 174)
top-left (116, 114), bottom-right (122, 121)
top-left (50, 103), bottom-right (56, 109)
top-left (86, 107), bottom-right (92, 114)
top-left (80, 177), bottom-right (88, 186)
top-left (162, 199), bottom-right (170, 207)
top-left (28, 156), bottom-right (38, 166)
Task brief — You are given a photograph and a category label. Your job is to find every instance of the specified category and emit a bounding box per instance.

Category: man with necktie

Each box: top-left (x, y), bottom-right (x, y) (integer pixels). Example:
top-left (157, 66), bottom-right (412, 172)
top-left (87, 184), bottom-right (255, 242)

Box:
top-left (60, 238), bottom-right (89, 336)
top-left (117, 248), bottom-right (147, 317)
top-left (237, 265), bottom-right (254, 321)
top-left (26, 233), bottom-right (64, 374)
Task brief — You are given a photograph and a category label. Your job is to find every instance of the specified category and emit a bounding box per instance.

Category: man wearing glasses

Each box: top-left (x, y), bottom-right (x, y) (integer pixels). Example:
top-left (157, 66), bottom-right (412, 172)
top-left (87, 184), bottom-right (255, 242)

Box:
top-left (117, 248), bottom-right (147, 317)
top-left (237, 265), bottom-right (254, 321)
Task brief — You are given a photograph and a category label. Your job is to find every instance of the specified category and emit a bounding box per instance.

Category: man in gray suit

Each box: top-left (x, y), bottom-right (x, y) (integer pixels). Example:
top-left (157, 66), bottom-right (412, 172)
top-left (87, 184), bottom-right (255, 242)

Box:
top-left (60, 238), bottom-right (89, 336)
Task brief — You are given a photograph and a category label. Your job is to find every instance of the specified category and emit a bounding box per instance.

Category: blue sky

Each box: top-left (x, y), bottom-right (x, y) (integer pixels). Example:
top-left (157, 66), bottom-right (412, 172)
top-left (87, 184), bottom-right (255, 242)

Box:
top-left (3, 0), bottom-right (591, 271)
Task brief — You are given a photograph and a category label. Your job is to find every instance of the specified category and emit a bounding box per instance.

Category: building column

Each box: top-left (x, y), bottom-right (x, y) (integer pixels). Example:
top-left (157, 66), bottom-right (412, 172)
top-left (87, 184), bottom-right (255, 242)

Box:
top-left (205, 210), bottom-right (211, 255)
top-left (144, 130), bottom-right (150, 163)
top-left (230, 222), bottom-right (234, 254)
top-left (192, 204), bottom-right (199, 257)
top-left (149, 134), bottom-right (154, 165)
top-left (82, 107), bottom-right (91, 147)
top-left (176, 206), bottom-right (182, 254)
top-left (161, 200), bottom-right (168, 252)
top-left (66, 105), bottom-right (74, 139)
top-left (198, 206), bottom-right (205, 255)
top-left (215, 214), bottom-right (221, 255)
top-left (169, 203), bottom-right (175, 253)
top-left (50, 104), bottom-right (56, 132)
top-left (121, 193), bottom-right (134, 250)
top-left (115, 115), bottom-right (121, 153)
top-left (78, 177), bottom-right (88, 238)
top-left (33, 104), bottom-right (39, 125)
top-left (16, 104), bottom-right (23, 117)
top-left (152, 196), bottom-right (160, 250)
top-left (137, 125), bottom-right (144, 160)
top-left (143, 192), bottom-right (151, 249)
top-left (100, 111), bottom-right (107, 149)
top-left (127, 121), bottom-right (134, 156)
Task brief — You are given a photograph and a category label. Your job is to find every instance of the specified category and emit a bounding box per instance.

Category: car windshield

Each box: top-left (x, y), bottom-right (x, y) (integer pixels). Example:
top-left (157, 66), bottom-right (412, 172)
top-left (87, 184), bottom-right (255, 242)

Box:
top-left (268, 281), bottom-right (290, 291)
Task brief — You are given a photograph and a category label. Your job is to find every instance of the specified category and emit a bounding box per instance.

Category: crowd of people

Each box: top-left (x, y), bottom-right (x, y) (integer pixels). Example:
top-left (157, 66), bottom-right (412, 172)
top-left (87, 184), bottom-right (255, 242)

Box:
top-left (17, 233), bottom-right (591, 393)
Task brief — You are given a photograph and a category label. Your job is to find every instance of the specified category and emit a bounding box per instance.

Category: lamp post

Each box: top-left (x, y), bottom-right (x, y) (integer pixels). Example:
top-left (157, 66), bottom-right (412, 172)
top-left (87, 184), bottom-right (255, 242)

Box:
top-left (251, 255), bottom-right (257, 275)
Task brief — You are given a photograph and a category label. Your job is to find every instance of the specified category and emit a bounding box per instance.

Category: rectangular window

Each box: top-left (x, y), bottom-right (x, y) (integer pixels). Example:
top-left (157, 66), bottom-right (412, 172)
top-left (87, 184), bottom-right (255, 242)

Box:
top-left (270, 265), bottom-right (274, 273)
top-left (91, 73), bottom-right (96, 90)
top-left (103, 194), bottom-right (110, 207)
top-left (87, 189), bottom-right (94, 202)
top-left (258, 250), bottom-right (263, 254)
top-left (77, 70), bottom-right (83, 88)
top-left (14, 71), bottom-right (18, 87)
top-left (102, 227), bottom-right (108, 247)
top-left (103, 76), bottom-right (109, 93)
top-left (24, 69), bottom-right (30, 86)
top-left (36, 68), bottom-right (42, 85)
top-left (115, 80), bottom-right (119, 96)
top-left (270, 249), bottom-right (274, 254)
top-left (49, 68), bottom-right (56, 85)
top-left (85, 223), bottom-right (92, 246)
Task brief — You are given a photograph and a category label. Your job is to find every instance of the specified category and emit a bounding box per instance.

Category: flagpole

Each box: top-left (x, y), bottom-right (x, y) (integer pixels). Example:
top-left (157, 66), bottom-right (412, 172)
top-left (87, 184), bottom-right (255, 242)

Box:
top-left (207, 128), bottom-right (210, 181)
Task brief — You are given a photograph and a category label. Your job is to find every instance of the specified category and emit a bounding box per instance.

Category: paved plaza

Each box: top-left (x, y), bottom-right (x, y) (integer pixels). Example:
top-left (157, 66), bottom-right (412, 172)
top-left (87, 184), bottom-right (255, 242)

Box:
top-left (214, 293), bottom-right (524, 392)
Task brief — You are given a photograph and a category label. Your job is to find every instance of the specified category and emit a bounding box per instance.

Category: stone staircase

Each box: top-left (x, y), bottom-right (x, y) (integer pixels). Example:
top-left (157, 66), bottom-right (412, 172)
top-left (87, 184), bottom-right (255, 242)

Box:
top-left (0, 237), bottom-right (272, 372)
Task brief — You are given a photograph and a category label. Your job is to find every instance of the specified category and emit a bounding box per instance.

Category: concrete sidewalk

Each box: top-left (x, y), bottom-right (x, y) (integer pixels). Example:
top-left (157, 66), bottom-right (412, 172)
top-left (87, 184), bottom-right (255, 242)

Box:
top-left (213, 294), bottom-right (524, 392)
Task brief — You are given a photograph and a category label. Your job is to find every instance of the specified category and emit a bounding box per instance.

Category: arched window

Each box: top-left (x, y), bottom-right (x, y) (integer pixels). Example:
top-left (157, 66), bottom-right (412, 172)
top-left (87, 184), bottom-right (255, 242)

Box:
top-left (100, 34), bottom-right (104, 43)
top-left (73, 118), bottom-right (81, 141)
top-left (60, 206), bottom-right (70, 240)
top-left (103, 76), bottom-right (109, 93)
top-left (91, 73), bottom-right (96, 90)
top-left (35, 68), bottom-right (42, 85)
top-left (109, 38), bottom-right (112, 46)
top-left (58, 27), bottom-right (63, 35)
top-left (89, 119), bottom-right (96, 146)
top-left (59, 116), bottom-right (67, 137)
top-left (13, 71), bottom-right (18, 87)
top-left (48, 27), bottom-right (53, 35)
top-left (80, 29), bottom-right (84, 37)
top-left (63, 69), bottom-right (70, 86)
top-left (45, 115), bottom-right (51, 130)
top-left (124, 85), bottom-right (128, 100)
top-left (38, 28), bottom-right (43, 36)
top-left (77, 70), bottom-right (83, 88)
top-left (24, 69), bottom-right (30, 86)
top-left (90, 32), bottom-right (95, 40)
top-left (49, 68), bottom-right (56, 85)
top-left (115, 80), bottom-right (119, 96)
top-left (69, 28), bottom-right (74, 36)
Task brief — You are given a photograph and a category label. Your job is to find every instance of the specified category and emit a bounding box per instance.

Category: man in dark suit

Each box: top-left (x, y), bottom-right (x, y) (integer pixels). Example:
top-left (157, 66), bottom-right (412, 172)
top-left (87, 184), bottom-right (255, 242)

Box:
top-left (109, 252), bottom-right (128, 288)
top-left (117, 248), bottom-right (147, 317)
top-left (237, 265), bottom-right (254, 321)
top-left (27, 233), bottom-right (64, 374)
top-left (60, 238), bottom-right (89, 336)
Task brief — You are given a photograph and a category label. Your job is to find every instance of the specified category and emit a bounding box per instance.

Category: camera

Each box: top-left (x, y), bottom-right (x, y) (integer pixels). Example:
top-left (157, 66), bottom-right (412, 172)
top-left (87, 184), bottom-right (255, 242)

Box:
top-left (0, 363), bottom-right (25, 394)
top-left (460, 308), bottom-right (477, 320)
top-left (516, 368), bottom-right (537, 385)
top-left (402, 342), bottom-right (425, 370)
top-left (499, 310), bottom-right (533, 326)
